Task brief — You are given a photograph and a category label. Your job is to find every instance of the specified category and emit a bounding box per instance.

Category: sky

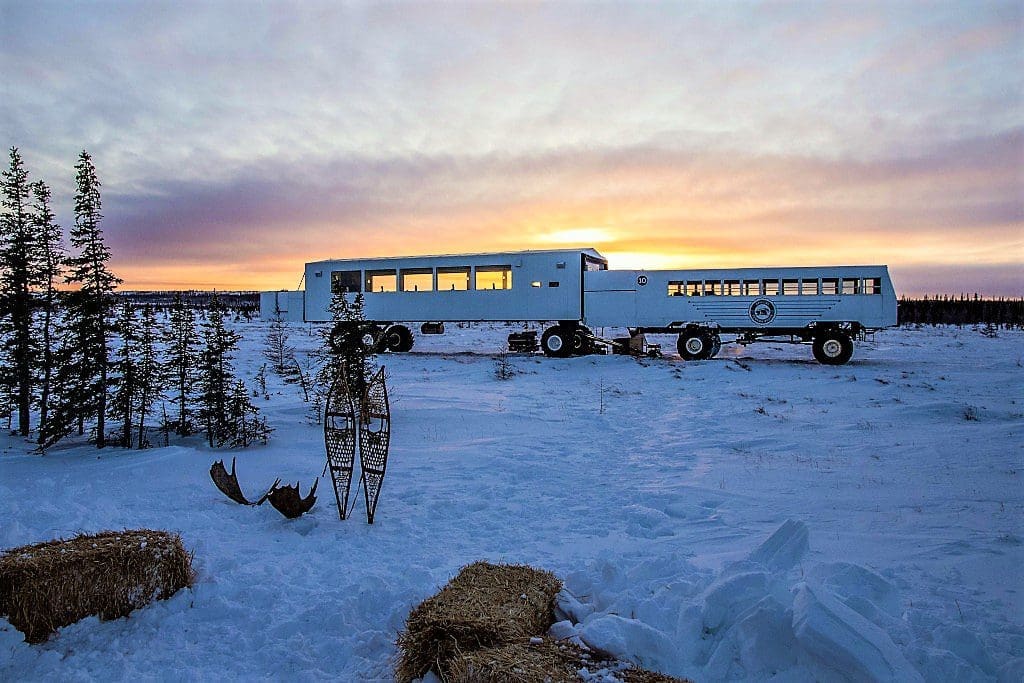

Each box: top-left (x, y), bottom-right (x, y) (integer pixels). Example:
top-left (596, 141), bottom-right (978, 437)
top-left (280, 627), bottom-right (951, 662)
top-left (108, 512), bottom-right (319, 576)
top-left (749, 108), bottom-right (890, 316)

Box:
top-left (2, 1), bottom-right (1022, 296)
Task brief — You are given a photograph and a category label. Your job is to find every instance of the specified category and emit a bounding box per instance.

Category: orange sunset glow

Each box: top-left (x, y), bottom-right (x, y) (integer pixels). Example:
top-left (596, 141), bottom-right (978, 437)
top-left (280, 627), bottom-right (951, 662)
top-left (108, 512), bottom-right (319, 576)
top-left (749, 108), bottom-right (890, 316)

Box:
top-left (3, 2), bottom-right (1021, 296)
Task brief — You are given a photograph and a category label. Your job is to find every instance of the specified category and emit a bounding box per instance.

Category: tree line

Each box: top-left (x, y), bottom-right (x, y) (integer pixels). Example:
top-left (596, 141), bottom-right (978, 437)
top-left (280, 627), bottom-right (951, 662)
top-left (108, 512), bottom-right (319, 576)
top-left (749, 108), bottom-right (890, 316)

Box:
top-left (0, 147), bottom-right (268, 451)
top-left (118, 290), bottom-right (259, 317)
top-left (897, 295), bottom-right (1024, 328)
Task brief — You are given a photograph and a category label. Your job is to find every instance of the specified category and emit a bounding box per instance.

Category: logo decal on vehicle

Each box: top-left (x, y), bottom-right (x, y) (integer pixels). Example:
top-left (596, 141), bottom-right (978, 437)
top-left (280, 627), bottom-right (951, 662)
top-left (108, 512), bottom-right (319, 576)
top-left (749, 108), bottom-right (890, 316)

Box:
top-left (749, 298), bottom-right (776, 325)
top-left (637, 275), bottom-right (648, 286)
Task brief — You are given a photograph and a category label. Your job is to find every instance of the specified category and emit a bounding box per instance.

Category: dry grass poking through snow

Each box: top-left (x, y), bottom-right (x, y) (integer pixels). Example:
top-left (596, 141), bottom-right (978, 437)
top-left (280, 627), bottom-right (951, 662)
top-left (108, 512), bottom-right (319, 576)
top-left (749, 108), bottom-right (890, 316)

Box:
top-left (396, 561), bottom-right (689, 683)
top-left (447, 637), bottom-right (688, 683)
top-left (396, 561), bottom-right (562, 682)
top-left (0, 529), bottom-right (193, 643)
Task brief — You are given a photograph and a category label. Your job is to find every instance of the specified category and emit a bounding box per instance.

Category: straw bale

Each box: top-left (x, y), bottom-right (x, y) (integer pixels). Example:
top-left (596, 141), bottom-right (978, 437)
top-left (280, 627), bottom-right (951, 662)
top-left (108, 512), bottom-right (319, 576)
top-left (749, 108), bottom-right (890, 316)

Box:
top-left (0, 529), bottom-right (194, 643)
top-left (395, 561), bottom-right (562, 683)
top-left (446, 638), bottom-right (690, 683)
top-left (447, 637), bottom-right (581, 682)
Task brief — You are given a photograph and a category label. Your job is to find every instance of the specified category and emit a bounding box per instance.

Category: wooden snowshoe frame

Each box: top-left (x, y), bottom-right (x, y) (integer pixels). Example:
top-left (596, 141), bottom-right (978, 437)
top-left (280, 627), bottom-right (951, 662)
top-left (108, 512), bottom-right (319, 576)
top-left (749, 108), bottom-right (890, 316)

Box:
top-left (209, 457), bottom-right (279, 506)
top-left (359, 367), bottom-right (391, 524)
top-left (324, 366), bottom-right (358, 520)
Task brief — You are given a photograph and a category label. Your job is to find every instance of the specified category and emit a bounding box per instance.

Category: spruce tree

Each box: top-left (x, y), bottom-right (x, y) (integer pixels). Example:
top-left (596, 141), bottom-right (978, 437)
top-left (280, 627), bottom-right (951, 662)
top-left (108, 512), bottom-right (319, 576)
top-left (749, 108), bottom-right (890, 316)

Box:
top-left (198, 295), bottom-right (241, 447)
top-left (263, 311), bottom-right (295, 376)
top-left (38, 336), bottom-right (77, 447)
top-left (228, 378), bottom-right (267, 448)
top-left (0, 350), bottom-right (13, 431)
top-left (64, 150), bottom-right (121, 447)
top-left (134, 304), bottom-right (166, 448)
top-left (109, 302), bottom-right (139, 448)
top-left (30, 181), bottom-right (65, 445)
top-left (0, 148), bottom-right (39, 436)
top-left (316, 291), bottom-right (377, 398)
top-left (166, 293), bottom-right (198, 435)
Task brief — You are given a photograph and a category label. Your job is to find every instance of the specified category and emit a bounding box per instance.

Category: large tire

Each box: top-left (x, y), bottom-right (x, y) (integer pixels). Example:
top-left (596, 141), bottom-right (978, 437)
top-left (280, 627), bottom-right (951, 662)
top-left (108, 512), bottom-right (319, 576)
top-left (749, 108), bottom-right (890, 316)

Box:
top-left (541, 325), bottom-right (573, 358)
top-left (572, 326), bottom-right (594, 356)
top-left (812, 330), bottom-right (854, 365)
top-left (381, 325), bottom-right (414, 353)
top-left (677, 329), bottom-right (715, 361)
top-left (330, 323), bottom-right (380, 354)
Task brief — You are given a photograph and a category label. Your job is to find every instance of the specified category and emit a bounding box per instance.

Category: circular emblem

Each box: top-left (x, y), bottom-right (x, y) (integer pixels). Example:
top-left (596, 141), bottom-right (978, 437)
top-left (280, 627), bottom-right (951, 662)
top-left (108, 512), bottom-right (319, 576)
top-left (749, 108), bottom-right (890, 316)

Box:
top-left (749, 298), bottom-right (776, 325)
top-left (637, 275), bottom-right (648, 286)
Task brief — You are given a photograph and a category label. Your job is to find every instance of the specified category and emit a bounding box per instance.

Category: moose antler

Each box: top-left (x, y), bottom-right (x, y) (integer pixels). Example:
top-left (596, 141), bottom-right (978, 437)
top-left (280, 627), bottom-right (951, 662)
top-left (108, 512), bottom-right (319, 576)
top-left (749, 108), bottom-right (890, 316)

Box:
top-left (209, 458), bottom-right (280, 506)
top-left (267, 479), bottom-right (319, 519)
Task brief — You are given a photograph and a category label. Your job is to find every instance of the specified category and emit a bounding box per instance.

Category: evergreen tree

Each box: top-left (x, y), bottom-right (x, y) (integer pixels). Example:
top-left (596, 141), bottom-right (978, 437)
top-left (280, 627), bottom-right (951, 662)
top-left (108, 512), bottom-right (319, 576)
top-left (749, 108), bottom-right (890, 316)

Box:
top-left (63, 151), bottom-right (121, 447)
top-left (109, 302), bottom-right (139, 448)
top-left (0, 148), bottom-right (39, 436)
top-left (134, 304), bottom-right (166, 448)
top-left (166, 293), bottom-right (198, 435)
top-left (38, 335), bottom-right (78, 447)
top-left (228, 378), bottom-right (270, 447)
top-left (263, 311), bottom-right (295, 376)
top-left (30, 181), bottom-right (65, 445)
top-left (0, 350), bottom-right (13, 431)
top-left (316, 291), bottom-right (377, 397)
top-left (198, 295), bottom-right (241, 447)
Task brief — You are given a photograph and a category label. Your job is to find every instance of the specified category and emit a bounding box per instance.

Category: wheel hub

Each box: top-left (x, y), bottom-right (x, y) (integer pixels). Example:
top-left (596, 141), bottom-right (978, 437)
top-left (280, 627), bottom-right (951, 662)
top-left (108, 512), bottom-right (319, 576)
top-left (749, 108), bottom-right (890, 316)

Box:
top-left (548, 335), bottom-right (563, 352)
top-left (823, 339), bottom-right (842, 357)
top-left (685, 337), bottom-right (704, 354)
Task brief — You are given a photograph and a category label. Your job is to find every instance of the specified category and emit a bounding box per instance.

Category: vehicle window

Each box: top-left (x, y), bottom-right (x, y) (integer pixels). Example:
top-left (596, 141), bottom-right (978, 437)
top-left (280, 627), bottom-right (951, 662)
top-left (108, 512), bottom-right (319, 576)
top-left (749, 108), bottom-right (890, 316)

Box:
top-left (437, 267), bottom-right (471, 291)
top-left (365, 269), bottom-right (397, 293)
top-left (476, 265), bottom-right (512, 290)
top-left (400, 268), bottom-right (434, 292)
top-left (331, 270), bottom-right (361, 294)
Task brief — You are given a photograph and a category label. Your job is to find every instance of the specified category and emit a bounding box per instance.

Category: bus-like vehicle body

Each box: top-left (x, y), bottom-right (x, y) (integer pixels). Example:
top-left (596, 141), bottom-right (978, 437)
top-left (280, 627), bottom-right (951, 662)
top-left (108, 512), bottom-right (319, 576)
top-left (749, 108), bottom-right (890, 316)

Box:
top-left (260, 248), bottom-right (896, 365)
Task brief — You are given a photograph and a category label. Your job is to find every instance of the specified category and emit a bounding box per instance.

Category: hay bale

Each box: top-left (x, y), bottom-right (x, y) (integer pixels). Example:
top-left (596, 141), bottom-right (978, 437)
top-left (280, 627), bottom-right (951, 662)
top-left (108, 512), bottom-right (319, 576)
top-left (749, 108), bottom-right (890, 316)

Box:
top-left (447, 637), bottom-right (581, 683)
top-left (446, 637), bottom-right (691, 683)
top-left (0, 529), bottom-right (194, 643)
top-left (396, 561), bottom-right (562, 683)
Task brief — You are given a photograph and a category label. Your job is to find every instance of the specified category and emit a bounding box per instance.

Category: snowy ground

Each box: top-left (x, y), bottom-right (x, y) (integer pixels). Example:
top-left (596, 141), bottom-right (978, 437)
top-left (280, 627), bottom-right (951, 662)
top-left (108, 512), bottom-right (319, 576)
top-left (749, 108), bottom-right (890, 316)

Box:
top-left (1, 323), bottom-right (1022, 681)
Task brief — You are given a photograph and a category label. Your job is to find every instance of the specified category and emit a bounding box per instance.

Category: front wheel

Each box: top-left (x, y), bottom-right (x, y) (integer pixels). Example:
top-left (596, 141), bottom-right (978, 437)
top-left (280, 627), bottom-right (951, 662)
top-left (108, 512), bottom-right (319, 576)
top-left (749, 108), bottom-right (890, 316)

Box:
top-left (812, 331), bottom-right (854, 365)
top-left (330, 323), bottom-right (381, 354)
top-left (677, 329), bottom-right (715, 360)
top-left (541, 325), bottom-right (573, 358)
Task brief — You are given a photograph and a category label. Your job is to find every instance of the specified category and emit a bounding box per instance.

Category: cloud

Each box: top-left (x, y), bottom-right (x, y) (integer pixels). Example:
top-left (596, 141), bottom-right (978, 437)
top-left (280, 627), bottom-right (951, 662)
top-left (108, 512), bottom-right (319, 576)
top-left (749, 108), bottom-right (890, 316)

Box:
top-left (93, 126), bottom-right (1023, 292)
top-left (2, 2), bottom-right (1021, 294)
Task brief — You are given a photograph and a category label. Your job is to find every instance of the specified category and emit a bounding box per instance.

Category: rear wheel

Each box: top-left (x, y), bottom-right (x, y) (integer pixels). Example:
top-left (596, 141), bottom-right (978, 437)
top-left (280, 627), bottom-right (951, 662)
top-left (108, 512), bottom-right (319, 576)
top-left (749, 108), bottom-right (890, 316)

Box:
top-left (812, 331), bottom-right (854, 365)
top-left (541, 325), bottom-right (573, 358)
top-left (677, 329), bottom-right (715, 361)
top-left (572, 326), bottom-right (594, 356)
top-left (381, 325), bottom-right (414, 352)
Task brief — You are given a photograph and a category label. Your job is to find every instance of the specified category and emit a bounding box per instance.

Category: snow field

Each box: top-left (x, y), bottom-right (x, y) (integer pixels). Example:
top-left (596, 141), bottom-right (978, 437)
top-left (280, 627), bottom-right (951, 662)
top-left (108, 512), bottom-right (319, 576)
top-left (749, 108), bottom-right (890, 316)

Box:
top-left (1, 323), bottom-right (1022, 681)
